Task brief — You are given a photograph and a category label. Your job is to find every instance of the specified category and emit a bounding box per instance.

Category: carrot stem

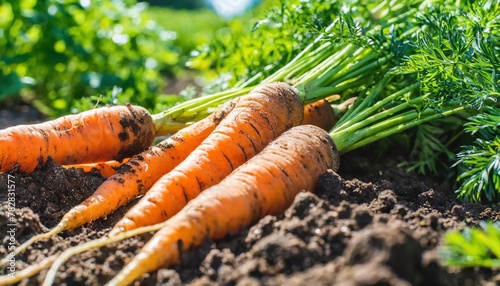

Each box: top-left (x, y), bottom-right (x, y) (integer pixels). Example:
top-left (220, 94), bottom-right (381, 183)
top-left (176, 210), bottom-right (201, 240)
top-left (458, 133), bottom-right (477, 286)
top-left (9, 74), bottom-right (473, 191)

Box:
top-left (334, 106), bottom-right (466, 153)
top-left (152, 88), bottom-right (251, 136)
top-left (333, 83), bottom-right (422, 135)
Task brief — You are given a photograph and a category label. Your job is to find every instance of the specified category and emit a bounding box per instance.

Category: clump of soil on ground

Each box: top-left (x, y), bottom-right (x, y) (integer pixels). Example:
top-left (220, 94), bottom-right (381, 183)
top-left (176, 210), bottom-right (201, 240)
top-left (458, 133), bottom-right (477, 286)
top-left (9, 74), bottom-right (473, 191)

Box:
top-left (1, 150), bottom-right (499, 286)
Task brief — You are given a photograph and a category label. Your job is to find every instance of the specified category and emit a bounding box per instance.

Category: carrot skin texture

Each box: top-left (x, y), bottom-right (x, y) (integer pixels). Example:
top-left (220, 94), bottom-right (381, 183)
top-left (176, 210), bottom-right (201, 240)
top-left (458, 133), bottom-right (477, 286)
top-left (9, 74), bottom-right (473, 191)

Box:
top-left (0, 104), bottom-right (155, 173)
top-left (302, 99), bottom-right (337, 131)
top-left (110, 82), bottom-right (304, 235)
top-left (107, 124), bottom-right (339, 286)
top-left (58, 100), bottom-right (238, 230)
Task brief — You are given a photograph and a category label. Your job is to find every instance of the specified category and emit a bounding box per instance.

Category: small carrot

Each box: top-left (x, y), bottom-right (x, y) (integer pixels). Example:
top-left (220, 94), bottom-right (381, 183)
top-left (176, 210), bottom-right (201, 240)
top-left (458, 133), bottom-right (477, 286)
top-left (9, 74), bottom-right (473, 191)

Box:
top-left (62, 159), bottom-right (130, 178)
top-left (302, 99), bottom-right (337, 131)
top-left (109, 82), bottom-right (303, 235)
top-left (106, 124), bottom-right (339, 286)
top-left (0, 104), bottom-right (155, 173)
top-left (0, 99), bottom-right (238, 266)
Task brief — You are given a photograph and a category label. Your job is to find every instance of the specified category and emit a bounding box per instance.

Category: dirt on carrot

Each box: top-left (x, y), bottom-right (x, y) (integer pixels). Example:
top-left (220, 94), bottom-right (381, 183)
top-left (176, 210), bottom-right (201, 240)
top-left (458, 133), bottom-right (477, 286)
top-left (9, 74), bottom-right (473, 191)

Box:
top-left (1, 151), bottom-right (499, 285)
top-left (63, 159), bottom-right (130, 178)
top-left (115, 105), bottom-right (156, 158)
top-left (0, 104), bottom-right (155, 173)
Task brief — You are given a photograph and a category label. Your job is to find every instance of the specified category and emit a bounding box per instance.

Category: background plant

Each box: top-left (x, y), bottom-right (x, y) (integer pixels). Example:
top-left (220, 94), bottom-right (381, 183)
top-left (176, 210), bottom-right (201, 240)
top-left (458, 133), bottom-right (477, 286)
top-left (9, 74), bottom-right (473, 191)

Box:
top-left (455, 106), bottom-right (500, 203)
top-left (145, 7), bottom-right (224, 73)
top-left (441, 221), bottom-right (500, 268)
top-left (0, 0), bottom-right (179, 116)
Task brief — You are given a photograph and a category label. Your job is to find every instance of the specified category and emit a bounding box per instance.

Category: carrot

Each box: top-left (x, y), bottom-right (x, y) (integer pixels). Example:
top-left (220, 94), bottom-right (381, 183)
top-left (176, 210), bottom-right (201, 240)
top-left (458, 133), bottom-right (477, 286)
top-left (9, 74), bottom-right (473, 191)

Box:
top-left (0, 104), bottom-right (155, 173)
top-left (302, 99), bottom-right (337, 131)
top-left (105, 124), bottom-right (339, 286)
top-left (0, 99), bottom-right (238, 266)
top-left (62, 159), bottom-right (130, 178)
top-left (109, 82), bottom-right (303, 235)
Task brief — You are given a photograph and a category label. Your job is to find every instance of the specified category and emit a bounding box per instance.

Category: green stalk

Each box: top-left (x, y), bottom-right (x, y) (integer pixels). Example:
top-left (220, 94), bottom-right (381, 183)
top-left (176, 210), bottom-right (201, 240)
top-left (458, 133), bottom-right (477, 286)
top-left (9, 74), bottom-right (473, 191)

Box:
top-left (153, 39), bottom-right (385, 135)
top-left (277, 47), bottom-right (333, 82)
top-left (152, 87), bottom-right (252, 135)
top-left (323, 49), bottom-right (370, 81)
top-left (334, 75), bottom-right (394, 128)
top-left (332, 104), bottom-right (465, 153)
top-left (372, 0), bottom-right (391, 17)
top-left (324, 54), bottom-right (390, 88)
top-left (302, 77), bottom-right (372, 103)
top-left (293, 43), bottom-right (359, 86)
top-left (335, 81), bottom-right (421, 130)
top-left (334, 109), bottom-right (432, 153)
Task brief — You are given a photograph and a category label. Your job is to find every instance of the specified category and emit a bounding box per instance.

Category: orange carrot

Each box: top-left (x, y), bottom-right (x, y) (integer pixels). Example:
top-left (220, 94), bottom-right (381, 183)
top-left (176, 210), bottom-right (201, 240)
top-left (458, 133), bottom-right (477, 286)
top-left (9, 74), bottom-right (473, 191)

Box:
top-left (63, 159), bottom-right (130, 178)
top-left (0, 104), bottom-right (155, 173)
top-left (0, 100), bottom-right (238, 265)
top-left (106, 124), bottom-right (339, 286)
top-left (109, 82), bottom-right (303, 235)
top-left (302, 99), bottom-right (337, 131)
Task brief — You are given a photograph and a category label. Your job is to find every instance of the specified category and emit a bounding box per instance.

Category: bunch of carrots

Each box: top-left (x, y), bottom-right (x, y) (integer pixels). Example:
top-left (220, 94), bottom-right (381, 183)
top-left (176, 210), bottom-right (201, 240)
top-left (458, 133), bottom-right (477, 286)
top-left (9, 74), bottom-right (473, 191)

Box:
top-left (0, 82), bottom-right (341, 285)
top-left (1, 0), bottom-right (497, 284)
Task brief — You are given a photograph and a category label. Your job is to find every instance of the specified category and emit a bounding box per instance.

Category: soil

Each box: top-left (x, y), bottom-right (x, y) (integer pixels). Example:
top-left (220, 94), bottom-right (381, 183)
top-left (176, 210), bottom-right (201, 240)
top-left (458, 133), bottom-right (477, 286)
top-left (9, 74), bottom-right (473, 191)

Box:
top-left (0, 104), bottom-right (499, 286)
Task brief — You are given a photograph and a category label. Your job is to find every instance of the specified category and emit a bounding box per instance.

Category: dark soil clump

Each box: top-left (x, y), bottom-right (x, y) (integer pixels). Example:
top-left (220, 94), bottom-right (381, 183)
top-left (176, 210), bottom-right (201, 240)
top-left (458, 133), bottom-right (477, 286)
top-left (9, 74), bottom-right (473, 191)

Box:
top-left (0, 160), bottom-right (106, 229)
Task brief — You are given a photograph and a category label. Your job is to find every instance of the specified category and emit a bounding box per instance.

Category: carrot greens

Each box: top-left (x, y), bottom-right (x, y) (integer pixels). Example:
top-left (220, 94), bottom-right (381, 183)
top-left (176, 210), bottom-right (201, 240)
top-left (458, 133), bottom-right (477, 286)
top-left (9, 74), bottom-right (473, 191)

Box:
top-left (455, 106), bottom-right (500, 203)
top-left (2, 0), bottom-right (499, 284)
top-left (400, 4), bottom-right (500, 202)
top-left (153, 0), bottom-right (416, 134)
top-left (155, 0), bottom-right (498, 203)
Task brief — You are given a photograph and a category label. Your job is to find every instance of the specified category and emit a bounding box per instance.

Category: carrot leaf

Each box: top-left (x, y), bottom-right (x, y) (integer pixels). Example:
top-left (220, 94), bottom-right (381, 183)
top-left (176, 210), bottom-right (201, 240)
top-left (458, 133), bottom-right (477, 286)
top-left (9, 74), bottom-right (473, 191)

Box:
top-left (455, 106), bottom-right (500, 203)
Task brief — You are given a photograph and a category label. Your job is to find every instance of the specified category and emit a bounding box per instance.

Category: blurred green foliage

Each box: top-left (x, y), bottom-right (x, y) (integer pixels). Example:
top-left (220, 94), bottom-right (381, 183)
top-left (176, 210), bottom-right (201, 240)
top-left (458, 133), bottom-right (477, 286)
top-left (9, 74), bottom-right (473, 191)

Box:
top-left (441, 221), bottom-right (500, 268)
top-left (145, 7), bottom-right (224, 69)
top-left (188, 0), bottom-right (324, 92)
top-left (0, 0), bottom-right (285, 117)
top-left (146, 0), bottom-right (280, 76)
top-left (145, 0), bottom-right (281, 92)
top-left (0, 0), bottom-right (180, 116)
